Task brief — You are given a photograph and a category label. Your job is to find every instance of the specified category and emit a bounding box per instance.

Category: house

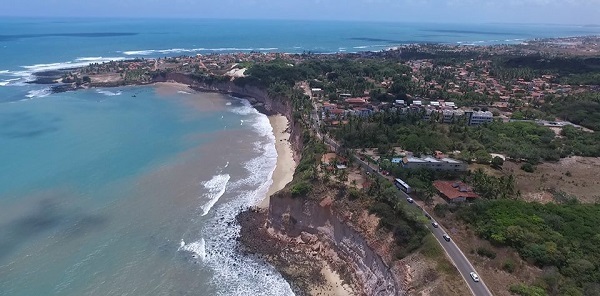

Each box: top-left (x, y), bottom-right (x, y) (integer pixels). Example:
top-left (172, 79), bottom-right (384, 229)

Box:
top-left (433, 181), bottom-right (479, 203)
top-left (326, 108), bottom-right (346, 119)
top-left (311, 88), bottom-right (323, 98)
top-left (354, 108), bottom-right (373, 117)
top-left (322, 102), bottom-right (337, 111)
top-left (345, 97), bottom-right (369, 107)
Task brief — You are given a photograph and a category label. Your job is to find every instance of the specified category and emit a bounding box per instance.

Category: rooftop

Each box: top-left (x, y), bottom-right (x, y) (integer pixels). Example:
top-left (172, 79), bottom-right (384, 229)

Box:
top-left (433, 181), bottom-right (480, 200)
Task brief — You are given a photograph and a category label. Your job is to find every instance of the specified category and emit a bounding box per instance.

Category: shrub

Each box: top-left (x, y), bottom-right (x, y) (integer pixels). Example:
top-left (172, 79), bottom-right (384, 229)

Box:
top-left (290, 181), bottom-right (312, 197)
top-left (434, 204), bottom-right (449, 218)
top-left (509, 284), bottom-right (547, 296)
top-left (476, 247), bottom-right (497, 259)
top-left (491, 156), bottom-right (505, 169)
top-left (521, 163), bottom-right (535, 173)
top-left (348, 188), bottom-right (361, 200)
top-left (503, 259), bottom-right (516, 273)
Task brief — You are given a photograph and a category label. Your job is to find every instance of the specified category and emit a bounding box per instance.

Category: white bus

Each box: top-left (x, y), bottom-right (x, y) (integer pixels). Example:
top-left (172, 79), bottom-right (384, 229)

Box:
top-left (394, 178), bottom-right (412, 194)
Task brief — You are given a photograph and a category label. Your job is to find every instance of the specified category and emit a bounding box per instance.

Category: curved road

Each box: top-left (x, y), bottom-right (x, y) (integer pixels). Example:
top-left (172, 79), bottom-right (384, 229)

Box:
top-left (403, 194), bottom-right (494, 296)
top-left (305, 85), bottom-right (492, 295)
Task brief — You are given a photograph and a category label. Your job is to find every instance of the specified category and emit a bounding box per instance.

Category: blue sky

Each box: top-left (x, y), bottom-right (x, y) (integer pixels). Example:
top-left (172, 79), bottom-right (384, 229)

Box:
top-left (2, 0), bottom-right (599, 25)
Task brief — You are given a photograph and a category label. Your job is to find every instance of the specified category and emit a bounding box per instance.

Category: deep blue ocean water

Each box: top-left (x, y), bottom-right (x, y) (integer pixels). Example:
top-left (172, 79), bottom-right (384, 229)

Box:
top-left (1, 18), bottom-right (599, 296)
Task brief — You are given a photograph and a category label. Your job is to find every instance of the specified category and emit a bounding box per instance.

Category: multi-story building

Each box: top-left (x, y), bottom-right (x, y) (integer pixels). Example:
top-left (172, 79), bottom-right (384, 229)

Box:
top-left (401, 156), bottom-right (467, 172)
top-left (465, 110), bottom-right (493, 126)
top-left (442, 110), bottom-right (465, 124)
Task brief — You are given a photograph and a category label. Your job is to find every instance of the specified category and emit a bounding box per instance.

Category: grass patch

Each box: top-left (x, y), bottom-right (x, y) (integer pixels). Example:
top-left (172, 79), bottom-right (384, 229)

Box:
top-left (420, 233), bottom-right (444, 259)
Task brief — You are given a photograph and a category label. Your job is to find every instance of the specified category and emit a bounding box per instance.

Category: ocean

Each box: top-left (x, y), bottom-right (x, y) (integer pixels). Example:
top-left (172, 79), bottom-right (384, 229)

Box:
top-left (0, 18), bottom-right (599, 296)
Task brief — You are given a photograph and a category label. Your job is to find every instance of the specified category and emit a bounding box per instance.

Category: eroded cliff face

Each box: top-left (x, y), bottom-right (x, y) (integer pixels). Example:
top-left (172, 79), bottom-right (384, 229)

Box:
top-left (156, 73), bottom-right (406, 295)
top-left (266, 194), bottom-right (407, 296)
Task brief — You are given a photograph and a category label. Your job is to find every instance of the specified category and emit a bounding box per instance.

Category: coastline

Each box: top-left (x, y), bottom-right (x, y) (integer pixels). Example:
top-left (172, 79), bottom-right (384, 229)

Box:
top-left (260, 115), bottom-right (296, 209)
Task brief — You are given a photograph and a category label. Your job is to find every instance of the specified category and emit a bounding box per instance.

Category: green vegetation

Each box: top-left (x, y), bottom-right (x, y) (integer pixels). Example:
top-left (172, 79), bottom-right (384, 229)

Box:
top-left (335, 114), bottom-right (600, 163)
top-left (366, 178), bottom-right (429, 258)
top-left (459, 199), bottom-right (600, 295)
top-left (521, 163), bottom-right (536, 173)
top-left (420, 233), bottom-right (444, 259)
top-left (476, 247), bottom-right (497, 259)
top-left (246, 57), bottom-right (414, 102)
top-left (494, 55), bottom-right (600, 79)
top-left (491, 156), bottom-right (504, 169)
top-left (543, 93), bottom-right (600, 131)
top-left (509, 284), bottom-right (547, 296)
top-left (502, 259), bottom-right (516, 273)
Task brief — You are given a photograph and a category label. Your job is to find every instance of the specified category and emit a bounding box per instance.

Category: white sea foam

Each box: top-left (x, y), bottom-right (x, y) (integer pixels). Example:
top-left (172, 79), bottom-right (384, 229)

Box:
top-left (25, 88), bottom-right (51, 99)
top-left (121, 47), bottom-right (278, 56)
top-left (22, 58), bottom-right (123, 73)
top-left (0, 78), bottom-right (20, 86)
top-left (178, 238), bottom-right (206, 261)
top-left (75, 56), bottom-right (124, 62)
top-left (184, 100), bottom-right (290, 295)
top-left (96, 89), bottom-right (122, 96)
top-left (353, 44), bottom-right (386, 49)
top-left (200, 174), bottom-right (231, 216)
top-left (177, 90), bottom-right (191, 95)
top-left (13, 57), bottom-right (125, 81)
top-left (228, 98), bottom-right (256, 116)
top-left (0, 70), bottom-right (9, 74)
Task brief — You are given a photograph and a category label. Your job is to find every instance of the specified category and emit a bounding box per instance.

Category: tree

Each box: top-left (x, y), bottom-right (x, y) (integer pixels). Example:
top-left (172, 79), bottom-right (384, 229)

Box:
top-left (474, 149), bottom-right (492, 164)
top-left (491, 156), bottom-right (504, 169)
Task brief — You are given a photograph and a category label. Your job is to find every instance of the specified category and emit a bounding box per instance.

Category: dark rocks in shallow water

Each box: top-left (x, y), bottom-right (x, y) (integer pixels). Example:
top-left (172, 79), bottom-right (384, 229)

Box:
top-left (27, 77), bottom-right (59, 84)
top-left (51, 84), bottom-right (79, 93)
top-left (27, 70), bottom-right (70, 85)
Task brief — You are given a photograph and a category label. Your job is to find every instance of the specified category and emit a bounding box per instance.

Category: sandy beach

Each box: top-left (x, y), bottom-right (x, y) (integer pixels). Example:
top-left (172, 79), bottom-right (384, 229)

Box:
top-left (259, 115), bottom-right (296, 208)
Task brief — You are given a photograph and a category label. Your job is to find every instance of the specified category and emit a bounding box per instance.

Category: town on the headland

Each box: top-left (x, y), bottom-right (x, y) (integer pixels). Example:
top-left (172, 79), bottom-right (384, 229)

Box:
top-left (35, 36), bottom-right (600, 296)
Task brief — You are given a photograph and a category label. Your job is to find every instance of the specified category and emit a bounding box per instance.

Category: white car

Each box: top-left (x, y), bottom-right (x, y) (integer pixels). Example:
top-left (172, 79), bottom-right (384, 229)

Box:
top-left (406, 197), bottom-right (414, 203)
top-left (432, 222), bottom-right (439, 228)
top-left (443, 234), bottom-right (451, 242)
top-left (470, 272), bottom-right (480, 282)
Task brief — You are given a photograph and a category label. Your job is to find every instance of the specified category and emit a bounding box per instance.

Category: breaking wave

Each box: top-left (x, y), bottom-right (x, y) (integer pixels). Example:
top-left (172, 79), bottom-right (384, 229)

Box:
top-left (121, 47), bottom-right (279, 56)
top-left (0, 78), bottom-right (20, 86)
top-left (178, 238), bottom-right (206, 261)
top-left (199, 174), bottom-right (231, 216)
top-left (25, 88), bottom-right (51, 99)
top-left (96, 89), bottom-right (122, 96)
top-left (180, 97), bottom-right (290, 295)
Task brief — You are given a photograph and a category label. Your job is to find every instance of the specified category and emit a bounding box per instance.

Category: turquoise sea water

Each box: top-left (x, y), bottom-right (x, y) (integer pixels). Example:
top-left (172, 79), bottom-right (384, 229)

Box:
top-left (1, 18), bottom-right (600, 296)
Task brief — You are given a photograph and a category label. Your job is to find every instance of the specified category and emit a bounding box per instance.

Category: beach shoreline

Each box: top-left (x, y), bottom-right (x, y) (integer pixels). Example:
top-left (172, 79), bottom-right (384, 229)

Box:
top-left (259, 115), bottom-right (296, 209)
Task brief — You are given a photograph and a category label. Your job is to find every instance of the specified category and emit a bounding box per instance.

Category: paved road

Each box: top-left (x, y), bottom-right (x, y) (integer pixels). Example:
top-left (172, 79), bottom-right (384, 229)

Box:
top-left (304, 86), bottom-right (492, 295)
top-left (400, 192), bottom-right (494, 296)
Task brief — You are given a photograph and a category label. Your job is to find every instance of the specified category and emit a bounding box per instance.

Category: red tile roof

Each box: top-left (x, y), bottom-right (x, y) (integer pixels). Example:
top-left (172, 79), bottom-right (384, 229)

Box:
top-left (433, 181), bottom-right (479, 200)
